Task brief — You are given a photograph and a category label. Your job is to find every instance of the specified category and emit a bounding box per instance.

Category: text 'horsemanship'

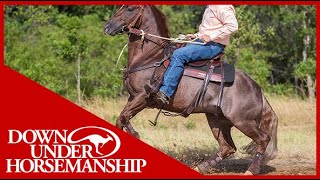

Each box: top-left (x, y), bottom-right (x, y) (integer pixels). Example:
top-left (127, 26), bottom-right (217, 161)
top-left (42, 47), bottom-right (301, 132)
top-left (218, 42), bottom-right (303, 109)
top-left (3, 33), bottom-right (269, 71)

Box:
top-left (6, 126), bottom-right (147, 173)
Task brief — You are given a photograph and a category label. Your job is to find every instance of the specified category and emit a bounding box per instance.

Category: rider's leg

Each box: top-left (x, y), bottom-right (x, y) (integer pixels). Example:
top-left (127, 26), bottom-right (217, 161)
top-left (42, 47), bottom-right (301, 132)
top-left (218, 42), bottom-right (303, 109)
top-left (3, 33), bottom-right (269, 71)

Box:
top-left (157, 42), bottom-right (224, 103)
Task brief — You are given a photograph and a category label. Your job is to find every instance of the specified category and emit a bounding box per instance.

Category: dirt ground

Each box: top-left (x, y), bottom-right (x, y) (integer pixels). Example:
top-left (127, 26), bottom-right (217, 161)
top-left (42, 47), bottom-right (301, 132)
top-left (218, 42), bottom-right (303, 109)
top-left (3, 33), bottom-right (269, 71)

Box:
top-left (200, 157), bottom-right (316, 175)
top-left (162, 148), bottom-right (316, 175)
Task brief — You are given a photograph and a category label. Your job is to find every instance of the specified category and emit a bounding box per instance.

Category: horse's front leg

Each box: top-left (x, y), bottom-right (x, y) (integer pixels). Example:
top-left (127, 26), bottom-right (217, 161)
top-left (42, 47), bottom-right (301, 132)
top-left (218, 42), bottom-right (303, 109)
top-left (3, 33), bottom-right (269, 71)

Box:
top-left (116, 93), bottom-right (148, 139)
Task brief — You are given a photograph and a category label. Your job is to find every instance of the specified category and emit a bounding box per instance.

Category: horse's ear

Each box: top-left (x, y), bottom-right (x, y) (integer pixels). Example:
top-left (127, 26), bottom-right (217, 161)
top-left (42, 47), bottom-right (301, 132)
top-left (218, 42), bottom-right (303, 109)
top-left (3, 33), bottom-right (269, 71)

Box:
top-left (114, 5), bottom-right (123, 9)
top-left (111, 5), bottom-right (123, 12)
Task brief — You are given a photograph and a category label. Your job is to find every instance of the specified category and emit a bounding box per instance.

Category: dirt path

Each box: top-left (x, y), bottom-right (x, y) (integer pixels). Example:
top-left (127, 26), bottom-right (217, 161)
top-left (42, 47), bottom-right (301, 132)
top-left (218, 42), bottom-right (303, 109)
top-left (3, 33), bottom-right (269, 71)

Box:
top-left (163, 148), bottom-right (316, 175)
top-left (199, 157), bottom-right (316, 175)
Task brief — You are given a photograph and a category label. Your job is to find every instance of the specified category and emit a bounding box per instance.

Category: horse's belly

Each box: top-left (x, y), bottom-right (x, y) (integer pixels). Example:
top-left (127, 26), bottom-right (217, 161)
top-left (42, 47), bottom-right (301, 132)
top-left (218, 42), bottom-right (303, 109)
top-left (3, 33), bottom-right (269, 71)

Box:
top-left (162, 76), bottom-right (219, 113)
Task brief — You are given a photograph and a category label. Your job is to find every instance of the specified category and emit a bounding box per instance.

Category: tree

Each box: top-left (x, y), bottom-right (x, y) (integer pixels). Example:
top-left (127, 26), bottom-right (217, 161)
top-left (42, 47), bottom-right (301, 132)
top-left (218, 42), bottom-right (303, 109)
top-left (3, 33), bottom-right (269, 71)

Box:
top-left (300, 7), bottom-right (316, 101)
top-left (54, 15), bottom-right (89, 105)
top-left (226, 5), bottom-right (273, 90)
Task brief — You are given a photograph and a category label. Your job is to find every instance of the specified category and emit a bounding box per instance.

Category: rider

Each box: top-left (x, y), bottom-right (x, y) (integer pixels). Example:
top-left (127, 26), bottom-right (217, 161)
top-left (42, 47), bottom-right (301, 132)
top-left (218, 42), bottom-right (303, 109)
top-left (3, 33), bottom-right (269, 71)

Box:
top-left (155, 5), bottom-right (239, 104)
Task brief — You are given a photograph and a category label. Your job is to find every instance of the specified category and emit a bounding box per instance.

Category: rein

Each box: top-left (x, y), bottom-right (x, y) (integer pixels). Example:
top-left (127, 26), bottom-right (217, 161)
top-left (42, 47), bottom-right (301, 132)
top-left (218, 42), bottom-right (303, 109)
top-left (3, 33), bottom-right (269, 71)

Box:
top-left (123, 54), bottom-right (168, 79)
top-left (125, 5), bottom-right (206, 45)
top-left (129, 28), bottom-right (206, 45)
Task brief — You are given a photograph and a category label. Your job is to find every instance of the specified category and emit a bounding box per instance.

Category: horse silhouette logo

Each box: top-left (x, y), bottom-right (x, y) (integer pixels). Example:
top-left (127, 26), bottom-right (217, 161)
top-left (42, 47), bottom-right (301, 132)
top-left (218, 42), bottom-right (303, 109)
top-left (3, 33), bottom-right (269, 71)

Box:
top-left (67, 126), bottom-right (121, 158)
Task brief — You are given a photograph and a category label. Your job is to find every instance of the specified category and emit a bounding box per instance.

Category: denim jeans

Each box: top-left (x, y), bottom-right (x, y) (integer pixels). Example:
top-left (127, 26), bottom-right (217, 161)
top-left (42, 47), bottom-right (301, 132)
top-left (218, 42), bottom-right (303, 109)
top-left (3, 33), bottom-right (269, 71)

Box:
top-left (159, 40), bottom-right (225, 98)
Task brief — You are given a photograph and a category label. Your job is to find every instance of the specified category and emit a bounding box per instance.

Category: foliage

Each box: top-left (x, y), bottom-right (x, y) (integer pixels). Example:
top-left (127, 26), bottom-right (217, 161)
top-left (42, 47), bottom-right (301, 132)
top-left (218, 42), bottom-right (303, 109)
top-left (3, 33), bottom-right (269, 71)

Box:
top-left (235, 48), bottom-right (271, 89)
top-left (226, 5), bottom-right (316, 97)
top-left (294, 58), bottom-right (316, 79)
top-left (4, 5), bottom-right (316, 101)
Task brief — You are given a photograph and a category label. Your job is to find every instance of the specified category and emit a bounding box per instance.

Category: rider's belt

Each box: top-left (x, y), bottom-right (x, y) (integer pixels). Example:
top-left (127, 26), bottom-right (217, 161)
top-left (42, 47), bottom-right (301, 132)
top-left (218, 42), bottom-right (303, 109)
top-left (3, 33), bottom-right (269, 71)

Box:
top-left (215, 43), bottom-right (226, 48)
top-left (206, 41), bottom-right (226, 48)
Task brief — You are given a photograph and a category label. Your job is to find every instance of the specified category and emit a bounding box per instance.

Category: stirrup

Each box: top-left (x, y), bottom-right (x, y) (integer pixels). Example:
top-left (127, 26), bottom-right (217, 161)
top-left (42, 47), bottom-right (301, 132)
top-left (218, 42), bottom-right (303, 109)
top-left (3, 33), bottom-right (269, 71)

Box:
top-left (155, 91), bottom-right (169, 105)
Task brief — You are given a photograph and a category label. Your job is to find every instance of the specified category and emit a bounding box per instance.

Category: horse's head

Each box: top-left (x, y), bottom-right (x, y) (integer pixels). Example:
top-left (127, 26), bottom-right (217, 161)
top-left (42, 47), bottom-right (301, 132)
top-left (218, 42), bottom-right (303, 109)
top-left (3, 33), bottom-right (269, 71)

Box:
top-left (104, 5), bottom-right (144, 36)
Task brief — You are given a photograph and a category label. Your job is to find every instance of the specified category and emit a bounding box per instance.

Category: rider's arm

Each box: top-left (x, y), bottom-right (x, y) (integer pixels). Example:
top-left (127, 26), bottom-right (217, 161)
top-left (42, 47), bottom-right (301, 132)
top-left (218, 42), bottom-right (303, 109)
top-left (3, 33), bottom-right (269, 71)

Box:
top-left (208, 5), bottom-right (238, 42)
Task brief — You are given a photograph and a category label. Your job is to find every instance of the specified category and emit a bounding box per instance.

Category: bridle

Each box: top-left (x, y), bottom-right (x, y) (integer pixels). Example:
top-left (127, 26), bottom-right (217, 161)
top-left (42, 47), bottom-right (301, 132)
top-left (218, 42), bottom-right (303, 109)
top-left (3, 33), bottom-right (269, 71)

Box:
top-left (114, 6), bottom-right (171, 79)
top-left (115, 5), bottom-right (145, 34)
top-left (121, 5), bottom-right (168, 47)
top-left (127, 5), bottom-right (144, 32)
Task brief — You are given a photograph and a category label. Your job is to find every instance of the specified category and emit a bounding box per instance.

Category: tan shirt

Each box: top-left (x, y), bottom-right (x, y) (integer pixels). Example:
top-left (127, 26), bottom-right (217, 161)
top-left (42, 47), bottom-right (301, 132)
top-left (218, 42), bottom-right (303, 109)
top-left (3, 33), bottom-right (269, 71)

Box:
top-left (195, 5), bottom-right (238, 46)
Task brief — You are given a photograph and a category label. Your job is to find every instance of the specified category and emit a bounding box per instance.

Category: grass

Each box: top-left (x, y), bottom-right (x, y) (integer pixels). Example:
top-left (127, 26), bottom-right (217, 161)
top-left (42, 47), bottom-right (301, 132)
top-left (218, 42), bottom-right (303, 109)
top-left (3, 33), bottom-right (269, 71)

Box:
top-left (82, 95), bottom-right (316, 174)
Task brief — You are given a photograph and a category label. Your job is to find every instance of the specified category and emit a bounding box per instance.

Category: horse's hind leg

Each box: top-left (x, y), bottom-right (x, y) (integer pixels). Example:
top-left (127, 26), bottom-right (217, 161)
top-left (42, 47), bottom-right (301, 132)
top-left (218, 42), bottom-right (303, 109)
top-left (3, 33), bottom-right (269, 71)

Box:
top-left (195, 113), bottom-right (236, 174)
top-left (233, 119), bottom-right (270, 175)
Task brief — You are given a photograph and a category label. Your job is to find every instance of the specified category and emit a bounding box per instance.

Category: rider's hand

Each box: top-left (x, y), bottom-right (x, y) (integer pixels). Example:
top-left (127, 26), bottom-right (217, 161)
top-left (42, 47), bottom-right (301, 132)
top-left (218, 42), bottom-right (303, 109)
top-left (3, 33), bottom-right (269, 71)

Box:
top-left (201, 35), bottom-right (211, 43)
top-left (186, 34), bottom-right (196, 40)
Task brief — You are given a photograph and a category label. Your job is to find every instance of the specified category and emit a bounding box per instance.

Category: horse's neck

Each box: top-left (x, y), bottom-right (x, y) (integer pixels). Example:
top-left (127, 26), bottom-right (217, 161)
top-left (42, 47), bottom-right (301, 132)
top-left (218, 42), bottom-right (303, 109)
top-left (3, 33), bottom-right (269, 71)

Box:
top-left (127, 38), bottom-right (165, 68)
top-left (127, 7), bottom-right (169, 69)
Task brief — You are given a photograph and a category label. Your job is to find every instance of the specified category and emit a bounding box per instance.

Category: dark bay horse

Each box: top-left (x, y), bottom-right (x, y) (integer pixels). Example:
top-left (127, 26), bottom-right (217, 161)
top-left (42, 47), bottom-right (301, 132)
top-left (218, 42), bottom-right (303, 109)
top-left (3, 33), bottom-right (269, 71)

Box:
top-left (104, 5), bottom-right (278, 175)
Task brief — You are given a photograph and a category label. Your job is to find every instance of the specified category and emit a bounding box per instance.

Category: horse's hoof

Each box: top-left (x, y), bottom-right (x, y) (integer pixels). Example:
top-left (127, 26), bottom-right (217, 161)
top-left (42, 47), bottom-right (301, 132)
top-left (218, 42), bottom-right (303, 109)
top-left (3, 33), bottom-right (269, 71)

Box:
top-left (243, 171), bottom-right (253, 175)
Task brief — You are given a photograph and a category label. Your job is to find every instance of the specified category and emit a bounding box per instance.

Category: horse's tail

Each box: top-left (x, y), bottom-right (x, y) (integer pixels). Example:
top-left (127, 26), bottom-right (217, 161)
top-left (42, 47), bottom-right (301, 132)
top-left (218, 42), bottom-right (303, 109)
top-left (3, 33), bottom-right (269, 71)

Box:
top-left (242, 93), bottom-right (278, 165)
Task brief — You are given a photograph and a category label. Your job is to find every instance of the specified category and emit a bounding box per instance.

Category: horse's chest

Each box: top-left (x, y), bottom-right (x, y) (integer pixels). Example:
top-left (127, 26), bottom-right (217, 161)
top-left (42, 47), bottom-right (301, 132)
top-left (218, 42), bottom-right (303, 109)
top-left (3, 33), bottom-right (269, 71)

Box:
top-left (123, 73), bottom-right (147, 96)
top-left (123, 76), bottom-right (135, 96)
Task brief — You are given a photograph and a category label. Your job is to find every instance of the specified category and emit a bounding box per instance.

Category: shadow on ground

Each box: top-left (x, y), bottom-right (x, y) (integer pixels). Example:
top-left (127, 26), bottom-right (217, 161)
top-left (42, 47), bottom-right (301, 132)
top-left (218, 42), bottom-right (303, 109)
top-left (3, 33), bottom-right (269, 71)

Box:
top-left (157, 147), bottom-right (276, 175)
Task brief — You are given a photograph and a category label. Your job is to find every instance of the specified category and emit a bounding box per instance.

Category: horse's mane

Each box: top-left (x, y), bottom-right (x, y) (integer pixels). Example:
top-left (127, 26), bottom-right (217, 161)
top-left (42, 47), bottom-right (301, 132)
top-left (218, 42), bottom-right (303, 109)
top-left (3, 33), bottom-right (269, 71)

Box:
top-left (149, 6), bottom-right (171, 38)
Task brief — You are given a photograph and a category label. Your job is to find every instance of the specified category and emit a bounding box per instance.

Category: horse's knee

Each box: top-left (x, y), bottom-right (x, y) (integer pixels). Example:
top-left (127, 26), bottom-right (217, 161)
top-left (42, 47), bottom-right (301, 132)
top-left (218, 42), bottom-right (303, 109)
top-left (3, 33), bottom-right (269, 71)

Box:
top-left (115, 117), bottom-right (124, 130)
top-left (122, 111), bottom-right (132, 120)
top-left (115, 111), bottom-right (132, 129)
top-left (118, 109), bottom-right (132, 122)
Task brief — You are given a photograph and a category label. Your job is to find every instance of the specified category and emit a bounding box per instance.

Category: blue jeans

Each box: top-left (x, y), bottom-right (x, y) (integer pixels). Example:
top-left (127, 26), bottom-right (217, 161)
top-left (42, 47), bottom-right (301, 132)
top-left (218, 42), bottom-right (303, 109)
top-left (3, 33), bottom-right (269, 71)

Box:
top-left (159, 40), bottom-right (225, 98)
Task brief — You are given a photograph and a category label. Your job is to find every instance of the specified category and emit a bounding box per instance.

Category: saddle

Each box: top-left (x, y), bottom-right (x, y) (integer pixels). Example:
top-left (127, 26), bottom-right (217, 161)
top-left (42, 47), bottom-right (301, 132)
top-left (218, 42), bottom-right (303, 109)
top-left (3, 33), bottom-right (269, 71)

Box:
top-left (163, 53), bottom-right (235, 83)
top-left (163, 43), bottom-right (235, 83)
top-left (146, 43), bottom-right (235, 117)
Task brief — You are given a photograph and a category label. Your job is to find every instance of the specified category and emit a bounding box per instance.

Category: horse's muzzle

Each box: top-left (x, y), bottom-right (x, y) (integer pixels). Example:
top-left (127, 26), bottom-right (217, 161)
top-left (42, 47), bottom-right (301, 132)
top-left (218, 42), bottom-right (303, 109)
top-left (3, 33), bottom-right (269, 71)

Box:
top-left (104, 24), bottom-right (113, 35)
top-left (104, 22), bottom-right (126, 36)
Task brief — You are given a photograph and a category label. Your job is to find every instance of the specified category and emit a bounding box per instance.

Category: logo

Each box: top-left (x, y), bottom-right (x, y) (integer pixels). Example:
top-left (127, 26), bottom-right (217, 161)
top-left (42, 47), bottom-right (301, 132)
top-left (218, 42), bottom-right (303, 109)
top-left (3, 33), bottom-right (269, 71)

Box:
top-left (67, 126), bottom-right (121, 158)
top-left (6, 126), bottom-right (147, 173)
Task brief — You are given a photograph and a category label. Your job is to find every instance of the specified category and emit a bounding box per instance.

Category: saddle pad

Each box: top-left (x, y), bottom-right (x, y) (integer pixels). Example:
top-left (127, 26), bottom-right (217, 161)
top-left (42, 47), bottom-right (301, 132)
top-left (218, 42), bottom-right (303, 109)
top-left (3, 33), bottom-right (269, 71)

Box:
top-left (164, 60), bottom-right (235, 83)
top-left (184, 62), bottom-right (235, 83)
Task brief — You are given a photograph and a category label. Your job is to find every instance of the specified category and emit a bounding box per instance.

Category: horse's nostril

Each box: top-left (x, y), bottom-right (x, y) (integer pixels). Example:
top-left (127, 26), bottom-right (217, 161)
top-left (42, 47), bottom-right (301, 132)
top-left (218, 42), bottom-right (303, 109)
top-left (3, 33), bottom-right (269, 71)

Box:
top-left (104, 23), bottom-right (110, 29)
top-left (104, 25), bottom-right (110, 34)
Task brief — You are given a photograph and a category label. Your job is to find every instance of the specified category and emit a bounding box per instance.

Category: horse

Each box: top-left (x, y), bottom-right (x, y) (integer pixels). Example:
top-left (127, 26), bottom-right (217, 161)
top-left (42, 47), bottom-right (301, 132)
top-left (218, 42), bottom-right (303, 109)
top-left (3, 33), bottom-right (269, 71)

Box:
top-left (104, 5), bottom-right (278, 175)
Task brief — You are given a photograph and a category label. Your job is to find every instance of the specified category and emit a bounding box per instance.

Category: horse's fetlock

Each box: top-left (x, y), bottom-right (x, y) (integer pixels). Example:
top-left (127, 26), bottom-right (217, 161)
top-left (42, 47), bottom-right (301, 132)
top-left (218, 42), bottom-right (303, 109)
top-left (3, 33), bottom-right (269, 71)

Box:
top-left (220, 146), bottom-right (236, 159)
top-left (228, 148), bottom-right (237, 155)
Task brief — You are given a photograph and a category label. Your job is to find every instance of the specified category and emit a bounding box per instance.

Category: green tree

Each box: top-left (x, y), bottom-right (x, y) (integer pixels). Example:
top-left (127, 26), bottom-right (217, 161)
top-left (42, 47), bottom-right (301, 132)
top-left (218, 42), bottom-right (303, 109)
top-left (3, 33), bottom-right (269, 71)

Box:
top-left (226, 5), bottom-right (274, 90)
top-left (251, 5), bottom-right (316, 98)
top-left (54, 15), bottom-right (89, 104)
